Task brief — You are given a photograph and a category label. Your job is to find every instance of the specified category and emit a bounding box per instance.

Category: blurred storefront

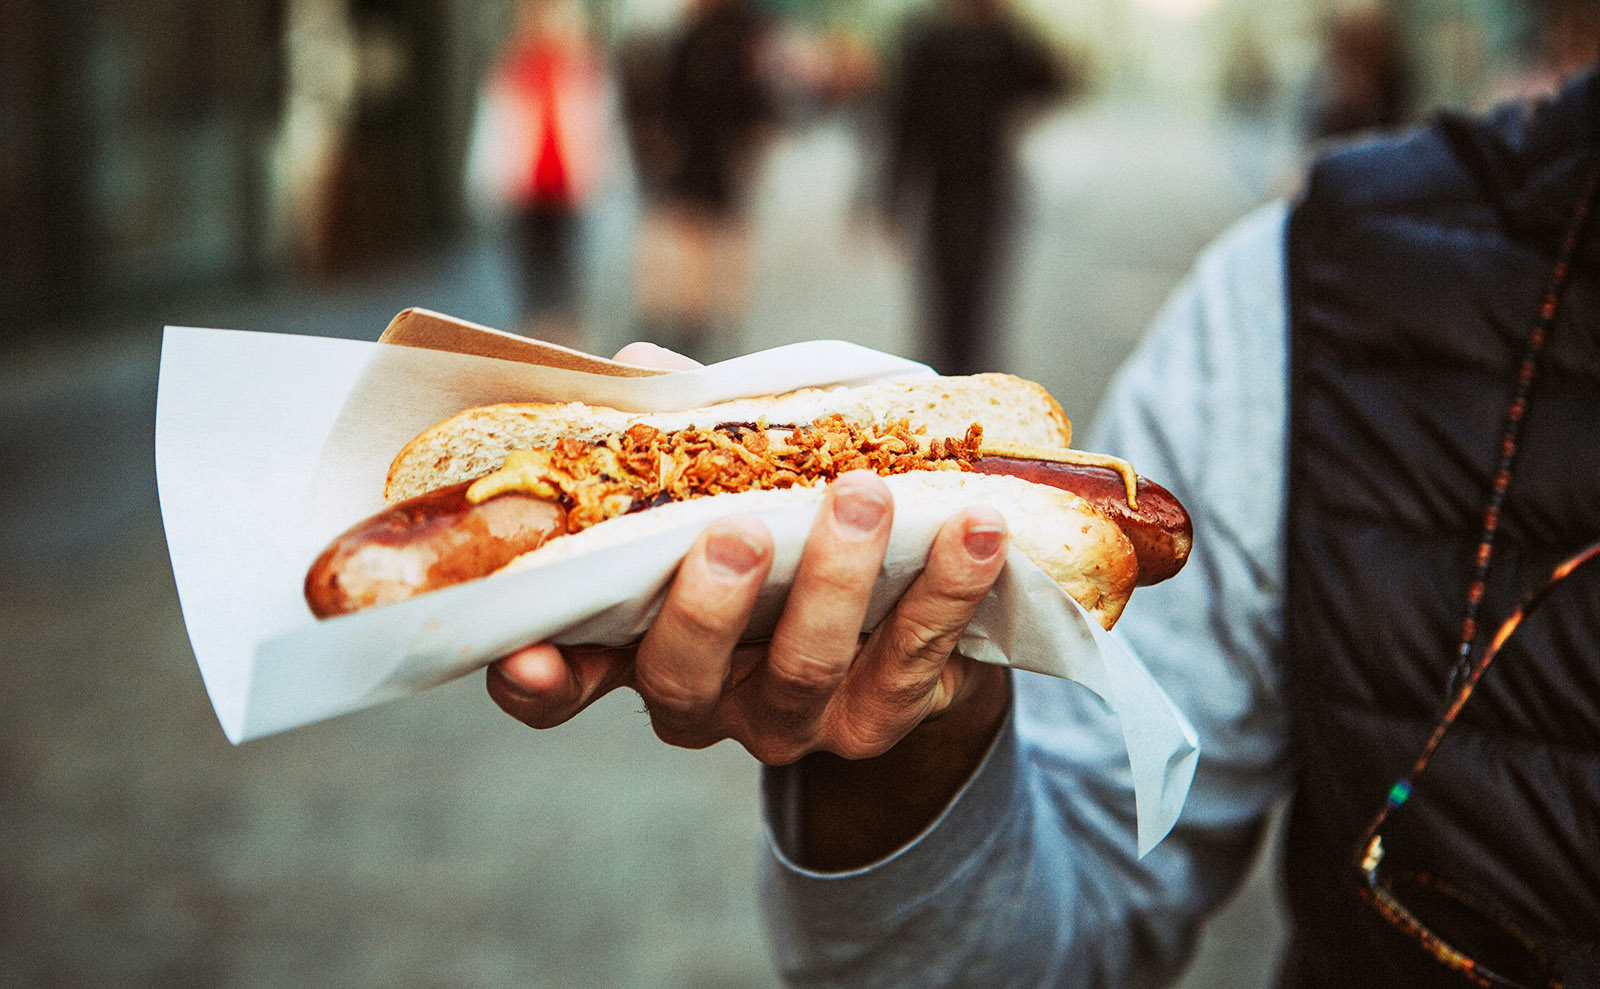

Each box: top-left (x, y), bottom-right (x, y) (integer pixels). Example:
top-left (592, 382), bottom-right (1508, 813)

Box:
top-left (1, 0), bottom-right (490, 330)
top-left (5, 2), bottom-right (288, 324)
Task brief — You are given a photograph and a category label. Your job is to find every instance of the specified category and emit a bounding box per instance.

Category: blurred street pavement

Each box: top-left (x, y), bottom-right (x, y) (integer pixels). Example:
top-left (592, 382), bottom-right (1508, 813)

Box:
top-left (1, 95), bottom-right (1299, 987)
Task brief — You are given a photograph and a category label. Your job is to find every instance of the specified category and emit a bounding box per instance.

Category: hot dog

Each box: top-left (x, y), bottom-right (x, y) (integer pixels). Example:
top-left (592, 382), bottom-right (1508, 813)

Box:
top-left (304, 373), bottom-right (1191, 627)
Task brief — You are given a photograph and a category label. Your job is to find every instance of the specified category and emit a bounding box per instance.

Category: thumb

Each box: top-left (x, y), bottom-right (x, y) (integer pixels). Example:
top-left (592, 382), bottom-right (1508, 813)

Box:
top-left (487, 644), bottom-right (632, 729)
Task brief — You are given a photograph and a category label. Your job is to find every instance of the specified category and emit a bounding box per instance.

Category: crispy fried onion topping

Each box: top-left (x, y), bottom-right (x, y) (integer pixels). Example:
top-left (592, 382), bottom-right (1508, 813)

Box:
top-left (466, 415), bottom-right (984, 531)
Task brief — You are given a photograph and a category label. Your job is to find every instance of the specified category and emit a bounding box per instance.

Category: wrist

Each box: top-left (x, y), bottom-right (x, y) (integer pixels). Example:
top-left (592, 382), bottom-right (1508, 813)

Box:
top-left (795, 663), bottom-right (1012, 871)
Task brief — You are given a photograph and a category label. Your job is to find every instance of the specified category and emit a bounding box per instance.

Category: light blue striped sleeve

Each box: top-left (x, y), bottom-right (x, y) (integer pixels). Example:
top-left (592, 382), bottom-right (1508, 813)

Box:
top-left (758, 202), bottom-right (1294, 988)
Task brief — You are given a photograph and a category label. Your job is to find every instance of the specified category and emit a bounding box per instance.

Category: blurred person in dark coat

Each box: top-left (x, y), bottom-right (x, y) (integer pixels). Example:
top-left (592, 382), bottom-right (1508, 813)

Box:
top-left (633, 0), bottom-right (776, 363)
top-left (883, 0), bottom-right (1063, 376)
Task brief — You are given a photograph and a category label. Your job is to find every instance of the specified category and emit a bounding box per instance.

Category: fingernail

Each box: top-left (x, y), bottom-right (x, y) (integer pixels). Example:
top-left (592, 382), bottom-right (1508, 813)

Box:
top-left (964, 523), bottom-right (1005, 562)
top-left (706, 527), bottom-right (764, 579)
top-left (833, 488), bottom-right (889, 535)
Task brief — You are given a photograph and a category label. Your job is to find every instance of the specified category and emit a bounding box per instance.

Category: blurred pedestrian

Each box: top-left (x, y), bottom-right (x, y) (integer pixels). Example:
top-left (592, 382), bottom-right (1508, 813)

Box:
top-left (633, 0), bottom-right (776, 363)
top-left (883, 0), bottom-right (1063, 376)
top-left (469, 0), bottom-right (612, 343)
top-left (616, 36), bottom-right (675, 202)
top-left (1305, 8), bottom-right (1413, 142)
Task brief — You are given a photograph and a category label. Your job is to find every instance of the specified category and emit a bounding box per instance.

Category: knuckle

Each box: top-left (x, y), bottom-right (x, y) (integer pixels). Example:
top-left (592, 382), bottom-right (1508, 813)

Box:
top-left (884, 608), bottom-right (960, 663)
top-left (924, 563), bottom-right (996, 608)
top-left (670, 601), bottom-right (743, 644)
top-left (876, 669), bottom-right (943, 716)
top-left (823, 712), bottom-right (907, 761)
top-left (769, 649), bottom-right (849, 698)
top-left (832, 736), bottom-right (893, 761)
top-left (744, 735), bottom-right (807, 767)
top-left (808, 560), bottom-right (879, 599)
top-left (634, 665), bottom-right (718, 721)
top-left (764, 673), bottom-right (845, 723)
top-left (832, 689), bottom-right (929, 755)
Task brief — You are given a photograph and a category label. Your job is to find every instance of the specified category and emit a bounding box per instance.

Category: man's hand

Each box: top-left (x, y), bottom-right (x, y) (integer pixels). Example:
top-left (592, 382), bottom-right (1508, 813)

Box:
top-left (484, 342), bottom-right (1015, 868)
top-left (487, 470), bottom-right (1009, 753)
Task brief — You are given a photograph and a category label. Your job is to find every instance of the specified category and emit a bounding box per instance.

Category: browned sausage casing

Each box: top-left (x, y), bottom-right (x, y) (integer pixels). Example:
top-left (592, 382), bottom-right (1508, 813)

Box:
top-left (304, 480), bottom-right (569, 618)
top-left (973, 456), bottom-right (1192, 586)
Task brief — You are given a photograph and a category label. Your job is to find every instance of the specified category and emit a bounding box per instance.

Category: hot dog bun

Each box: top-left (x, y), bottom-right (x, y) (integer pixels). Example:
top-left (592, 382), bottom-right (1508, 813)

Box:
top-left (384, 373), bottom-right (1071, 504)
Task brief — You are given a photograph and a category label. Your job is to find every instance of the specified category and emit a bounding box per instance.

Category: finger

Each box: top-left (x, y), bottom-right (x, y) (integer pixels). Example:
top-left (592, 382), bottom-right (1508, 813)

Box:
top-left (758, 471), bottom-right (894, 722)
top-left (612, 341), bottom-right (704, 371)
top-left (634, 516), bottom-right (773, 740)
top-left (845, 506), bottom-right (1008, 727)
top-left (487, 644), bottom-right (631, 729)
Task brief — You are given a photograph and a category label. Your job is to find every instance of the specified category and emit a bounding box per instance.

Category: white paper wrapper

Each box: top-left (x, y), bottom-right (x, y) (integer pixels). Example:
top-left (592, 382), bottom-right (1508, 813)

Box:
top-left (155, 313), bottom-right (1198, 855)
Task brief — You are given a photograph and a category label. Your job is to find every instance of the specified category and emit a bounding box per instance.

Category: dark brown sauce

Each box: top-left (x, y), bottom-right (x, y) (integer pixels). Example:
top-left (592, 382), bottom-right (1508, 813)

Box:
top-left (974, 455), bottom-right (1192, 586)
top-left (974, 456), bottom-right (1126, 499)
